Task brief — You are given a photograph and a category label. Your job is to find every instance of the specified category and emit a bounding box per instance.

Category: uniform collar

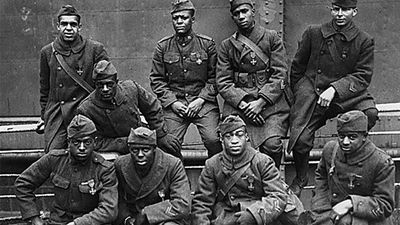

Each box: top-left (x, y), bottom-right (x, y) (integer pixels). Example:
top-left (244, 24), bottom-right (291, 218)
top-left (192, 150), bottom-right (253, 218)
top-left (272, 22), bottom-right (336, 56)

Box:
top-left (235, 23), bottom-right (264, 44)
top-left (220, 145), bottom-right (256, 170)
top-left (68, 150), bottom-right (98, 166)
top-left (92, 83), bottom-right (126, 109)
top-left (337, 139), bottom-right (375, 165)
top-left (53, 35), bottom-right (86, 56)
top-left (175, 30), bottom-right (195, 46)
top-left (321, 20), bottom-right (360, 42)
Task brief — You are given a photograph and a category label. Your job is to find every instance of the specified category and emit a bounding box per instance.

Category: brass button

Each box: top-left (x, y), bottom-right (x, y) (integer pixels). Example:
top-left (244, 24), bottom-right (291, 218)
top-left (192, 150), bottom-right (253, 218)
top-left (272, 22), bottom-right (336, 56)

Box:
top-left (183, 56), bottom-right (186, 60)
top-left (60, 101), bottom-right (65, 105)
top-left (317, 69), bottom-right (322, 74)
top-left (59, 83), bottom-right (63, 88)
top-left (183, 69), bottom-right (187, 73)
top-left (72, 97), bottom-right (77, 101)
top-left (230, 195), bottom-right (235, 200)
top-left (57, 67), bottom-right (62, 71)
top-left (316, 88), bottom-right (320, 92)
top-left (185, 93), bottom-right (189, 97)
top-left (182, 43), bottom-right (186, 46)
top-left (320, 50), bottom-right (324, 55)
top-left (332, 193), bottom-right (337, 198)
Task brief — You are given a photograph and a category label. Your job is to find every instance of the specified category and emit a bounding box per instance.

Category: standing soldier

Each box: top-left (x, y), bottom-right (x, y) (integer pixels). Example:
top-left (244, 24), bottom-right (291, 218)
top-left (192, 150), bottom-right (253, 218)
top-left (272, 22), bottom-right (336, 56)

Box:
top-left (37, 5), bottom-right (109, 152)
top-left (288, 0), bottom-right (378, 196)
top-left (216, 0), bottom-right (290, 167)
top-left (114, 127), bottom-right (191, 225)
top-left (304, 110), bottom-right (395, 225)
top-left (77, 60), bottom-right (181, 157)
top-left (150, 0), bottom-right (222, 158)
top-left (15, 114), bottom-right (118, 225)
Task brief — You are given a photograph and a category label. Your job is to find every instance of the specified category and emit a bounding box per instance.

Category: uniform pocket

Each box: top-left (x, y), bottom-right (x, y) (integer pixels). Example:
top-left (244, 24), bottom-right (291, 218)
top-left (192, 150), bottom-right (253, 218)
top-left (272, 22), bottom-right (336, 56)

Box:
top-left (163, 53), bottom-right (180, 64)
top-left (52, 173), bottom-right (70, 189)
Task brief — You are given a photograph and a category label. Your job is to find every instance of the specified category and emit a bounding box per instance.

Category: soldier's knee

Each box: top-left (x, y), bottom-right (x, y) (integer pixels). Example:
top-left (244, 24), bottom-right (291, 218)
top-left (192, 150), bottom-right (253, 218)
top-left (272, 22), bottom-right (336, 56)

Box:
top-left (261, 136), bottom-right (283, 154)
top-left (293, 131), bottom-right (314, 153)
top-left (363, 108), bottom-right (378, 130)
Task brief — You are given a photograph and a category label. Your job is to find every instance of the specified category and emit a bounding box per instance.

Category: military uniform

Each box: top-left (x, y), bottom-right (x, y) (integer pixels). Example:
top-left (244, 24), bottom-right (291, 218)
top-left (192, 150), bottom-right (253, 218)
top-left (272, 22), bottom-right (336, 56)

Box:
top-left (40, 35), bottom-right (108, 152)
top-left (310, 140), bottom-right (395, 225)
top-left (192, 147), bottom-right (303, 225)
top-left (149, 29), bottom-right (221, 157)
top-left (114, 148), bottom-right (191, 225)
top-left (15, 150), bottom-right (118, 225)
top-left (216, 25), bottom-right (290, 162)
top-left (77, 80), bottom-right (168, 154)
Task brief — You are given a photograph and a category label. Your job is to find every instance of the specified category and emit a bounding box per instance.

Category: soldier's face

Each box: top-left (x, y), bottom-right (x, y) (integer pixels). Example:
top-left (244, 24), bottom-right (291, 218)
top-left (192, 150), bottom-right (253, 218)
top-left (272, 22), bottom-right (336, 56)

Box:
top-left (57, 15), bottom-right (81, 42)
top-left (95, 77), bottom-right (118, 102)
top-left (338, 132), bottom-right (366, 154)
top-left (231, 4), bottom-right (255, 30)
top-left (172, 10), bottom-right (194, 35)
top-left (69, 135), bottom-right (95, 162)
top-left (330, 4), bottom-right (358, 27)
top-left (129, 145), bottom-right (156, 168)
top-left (222, 127), bottom-right (248, 156)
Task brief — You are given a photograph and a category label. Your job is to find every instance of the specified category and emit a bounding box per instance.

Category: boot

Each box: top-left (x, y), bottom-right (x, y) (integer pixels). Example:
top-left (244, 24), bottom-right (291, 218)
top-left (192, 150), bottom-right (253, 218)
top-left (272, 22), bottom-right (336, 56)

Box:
top-left (289, 152), bottom-right (310, 196)
top-left (270, 151), bottom-right (283, 170)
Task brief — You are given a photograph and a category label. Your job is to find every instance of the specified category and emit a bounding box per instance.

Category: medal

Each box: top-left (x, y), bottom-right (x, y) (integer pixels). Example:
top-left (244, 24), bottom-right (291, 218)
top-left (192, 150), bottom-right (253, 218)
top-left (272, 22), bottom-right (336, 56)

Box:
top-left (247, 175), bottom-right (255, 192)
top-left (348, 173), bottom-right (362, 190)
top-left (250, 52), bottom-right (257, 66)
top-left (196, 52), bottom-right (202, 65)
top-left (158, 189), bottom-right (165, 201)
top-left (82, 179), bottom-right (96, 195)
top-left (77, 66), bottom-right (83, 76)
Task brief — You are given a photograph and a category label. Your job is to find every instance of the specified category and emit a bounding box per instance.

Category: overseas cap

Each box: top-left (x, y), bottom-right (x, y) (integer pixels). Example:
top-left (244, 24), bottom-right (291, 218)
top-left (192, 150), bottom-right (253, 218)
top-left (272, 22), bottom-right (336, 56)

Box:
top-left (67, 114), bottom-right (96, 139)
top-left (332, 0), bottom-right (357, 8)
top-left (230, 0), bottom-right (254, 12)
top-left (127, 127), bottom-right (157, 146)
top-left (92, 60), bottom-right (117, 80)
top-left (219, 115), bottom-right (246, 136)
top-left (337, 110), bottom-right (368, 133)
top-left (171, 0), bottom-right (195, 14)
top-left (57, 5), bottom-right (81, 20)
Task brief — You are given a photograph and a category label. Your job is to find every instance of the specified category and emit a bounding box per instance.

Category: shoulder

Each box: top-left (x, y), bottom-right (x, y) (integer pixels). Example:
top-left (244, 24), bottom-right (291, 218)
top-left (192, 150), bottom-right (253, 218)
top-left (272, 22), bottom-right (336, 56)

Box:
top-left (196, 33), bottom-right (214, 42)
top-left (158, 149), bottom-right (182, 166)
top-left (158, 34), bottom-right (174, 44)
top-left (78, 93), bottom-right (96, 109)
top-left (92, 152), bottom-right (114, 168)
top-left (85, 38), bottom-right (105, 48)
top-left (114, 154), bottom-right (131, 168)
top-left (370, 143), bottom-right (394, 167)
top-left (321, 140), bottom-right (337, 159)
top-left (119, 80), bottom-right (136, 89)
top-left (204, 153), bottom-right (221, 168)
top-left (49, 149), bottom-right (69, 156)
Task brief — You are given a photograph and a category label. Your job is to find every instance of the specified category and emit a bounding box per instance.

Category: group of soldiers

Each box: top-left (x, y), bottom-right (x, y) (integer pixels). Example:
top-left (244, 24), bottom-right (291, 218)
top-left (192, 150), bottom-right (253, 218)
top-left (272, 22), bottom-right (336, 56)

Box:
top-left (14, 0), bottom-right (396, 224)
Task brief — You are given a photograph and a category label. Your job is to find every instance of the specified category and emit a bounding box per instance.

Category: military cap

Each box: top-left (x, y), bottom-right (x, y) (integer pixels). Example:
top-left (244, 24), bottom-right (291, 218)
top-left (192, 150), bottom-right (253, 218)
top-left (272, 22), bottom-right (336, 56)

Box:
top-left (127, 127), bottom-right (157, 146)
top-left (67, 114), bottom-right (96, 139)
top-left (219, 115), bottom-right (246, 136)
top-left (92, 60), bottom-right (118, 80)
top-left (57, 5), bottom-right (81, 20)
top-left (230, 0), bottom-right (254, 12)
top-left (337, 110), bottom-right (368, 133)
top-left (171, 0), bottom-right (195, 14)
top-left (331, 0), bottom-right (357, 8)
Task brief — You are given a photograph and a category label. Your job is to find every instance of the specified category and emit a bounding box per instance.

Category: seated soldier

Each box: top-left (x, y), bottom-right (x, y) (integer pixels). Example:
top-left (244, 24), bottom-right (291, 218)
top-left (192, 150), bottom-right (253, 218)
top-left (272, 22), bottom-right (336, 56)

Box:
top-left (303, 110), bottom-right (395, 225)
top-left (77, 60), bottom-right (180, 158)
top-left (191, 115), bottom-right (304, 225)
top-left (15, 114), bottom-right (118, 225)
top-left (114, 127), bottom-right (191, 225)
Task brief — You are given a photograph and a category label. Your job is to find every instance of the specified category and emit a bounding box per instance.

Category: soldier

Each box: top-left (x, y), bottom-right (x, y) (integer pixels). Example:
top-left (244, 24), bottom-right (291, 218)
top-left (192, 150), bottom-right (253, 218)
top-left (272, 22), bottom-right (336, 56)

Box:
top-left (149, 0), bottom-right (222, 158)
top-left (15, 114), bottom-right (118, 225)
top-left (114, 127), bottom-right (191, 225)
top-left (288, 0), bottom-right (378, 196)
top-left (77, 60), bottom-right (181, 157)
top-left (37, 5), bottom-right (109, 152)
top-left (216, 0), bottom-right (290, 167)
top-left (191, 115), bottom-right (303, 225)
top-left (304, 110), bottom-right (395, 225)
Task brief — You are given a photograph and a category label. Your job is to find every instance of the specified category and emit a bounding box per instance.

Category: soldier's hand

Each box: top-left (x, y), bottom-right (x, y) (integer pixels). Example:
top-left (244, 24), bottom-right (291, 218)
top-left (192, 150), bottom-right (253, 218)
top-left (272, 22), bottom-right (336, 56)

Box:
top-left (134, 211), bottom-right (149, 225)
top-left (124, 216), bottom-right (135, 225)
top-left (234, 210), bottom-right (256, 225)
top-left (157, 134), bottom-right (182, 158)
top-left (171, 101), bottom-right (187, 118)
top-left (252, 114), bottom-right (265, 126)
top-left (35, 119), bottom-right (45, 134)
top-left (332, 199), bottom-right (353, 217)
top-left (317, 86), bottom-right (336, 107)
top-left (186, 98), bottom-right (205, 118)
top-left (30, 216), bottom-right (45, 225)
top-left (243, 98), bottom-right (267, 120)
top-left (66, 222), bottom-right (75, 225)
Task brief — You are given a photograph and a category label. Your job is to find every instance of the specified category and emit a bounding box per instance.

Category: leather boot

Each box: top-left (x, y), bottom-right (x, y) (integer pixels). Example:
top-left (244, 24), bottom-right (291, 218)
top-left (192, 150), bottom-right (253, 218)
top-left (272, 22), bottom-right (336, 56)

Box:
top-left (289, 152), bottom-right (310, 196)
top-left (270, 151), bottom-right (283, 170)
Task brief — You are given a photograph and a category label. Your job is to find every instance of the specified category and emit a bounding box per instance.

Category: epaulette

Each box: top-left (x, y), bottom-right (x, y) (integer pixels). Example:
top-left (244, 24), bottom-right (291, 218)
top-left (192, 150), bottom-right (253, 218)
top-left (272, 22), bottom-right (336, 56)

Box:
top-left (196, 33), bottom-right (214, 42)
top-left (92, 152), bottom-right (110, 166)
top-left (49, 149), bottom-right (69, 156)
top-left (158, 34), bottom-right (174, 43)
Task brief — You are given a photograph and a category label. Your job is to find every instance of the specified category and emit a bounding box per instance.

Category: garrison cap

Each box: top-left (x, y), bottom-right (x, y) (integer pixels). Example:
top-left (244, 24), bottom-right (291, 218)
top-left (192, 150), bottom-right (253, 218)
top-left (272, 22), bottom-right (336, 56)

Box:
top-left (57, 5), bottom-right (81, 20)
top-left (219, 115), bottom-right (246, 136)
top-left (331, 0), bottom-right (357, 8)
top-left (171, 0), bottom-right (195, 14)
top-left (230, 0), bottom-right (254, 12)
top-left (67, 114), bottom-right (96, 139)
top-left (337, 110), bottom-right (368, 133)
top-left (127, 127), bottom-right (157, 146)
top-left (92, 60), bottom-right (117, 80)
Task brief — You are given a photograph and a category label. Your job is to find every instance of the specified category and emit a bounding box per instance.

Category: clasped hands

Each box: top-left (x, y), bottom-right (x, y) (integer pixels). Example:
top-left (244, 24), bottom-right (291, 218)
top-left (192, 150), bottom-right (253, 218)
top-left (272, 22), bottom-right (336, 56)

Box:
top-left (171, 98), bottom-right (205, 118)
top-left (239, 98), bottom-right (267, 125)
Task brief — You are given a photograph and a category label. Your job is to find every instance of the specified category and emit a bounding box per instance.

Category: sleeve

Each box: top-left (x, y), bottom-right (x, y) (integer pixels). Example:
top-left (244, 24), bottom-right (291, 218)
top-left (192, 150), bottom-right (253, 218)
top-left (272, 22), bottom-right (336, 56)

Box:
top-left (149, 42), bottom-right (178, 108)
top-left (135, 82), bottom-right (168, 138)
top-left (114, 159), bottom-right (133, 225)
top-left (258, 31), bottom-right (289, 105)
top-left (191, 160), bottom-right (217, 225)
top-left (349, 157), bottom-right (395, 221)
top-left (290, 26), bottom-right (312, 89)
top-left (39, 49), bottom-right (50, 120)
top-left (142, 159), bottom-right (191, 224)
top-left (330, 37), bottom-right (374, 101)
top-left (216, 40), bottom-right (250, 108)
top-left (95, 136), bottom-right (128, 154)
top-left (74, 164), bottom-right (119, 225)
top-left (14, 155), bottom-right (53, 220)
top-left (197, 39), bottom-right (218, 102)
top-left (245, 156), bottom-right (288, 225)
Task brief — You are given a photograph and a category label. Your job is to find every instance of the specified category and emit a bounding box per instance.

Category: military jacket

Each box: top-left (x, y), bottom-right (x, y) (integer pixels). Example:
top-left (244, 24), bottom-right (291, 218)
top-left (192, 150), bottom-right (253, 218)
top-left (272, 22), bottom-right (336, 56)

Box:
top-left (192, 147), bottom-right (292, 225)
top-left (15, 150), bottom-right (118, 225)
top-left (150, 31), bottom-right (218, 116)
top-left (311, 140), bottom-right (395, 225)
top-left (40, 35), bottom-right (108, 149)
top-left (114, 149), bottom-right (191, 225)
top-left (77, 80), bottom-right (168, 153)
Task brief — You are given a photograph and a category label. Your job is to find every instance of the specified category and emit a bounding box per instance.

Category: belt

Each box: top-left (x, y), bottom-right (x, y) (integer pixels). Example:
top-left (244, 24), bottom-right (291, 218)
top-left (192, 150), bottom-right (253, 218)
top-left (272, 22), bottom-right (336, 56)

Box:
top-left (234, 69), bottom-right (270, 88)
